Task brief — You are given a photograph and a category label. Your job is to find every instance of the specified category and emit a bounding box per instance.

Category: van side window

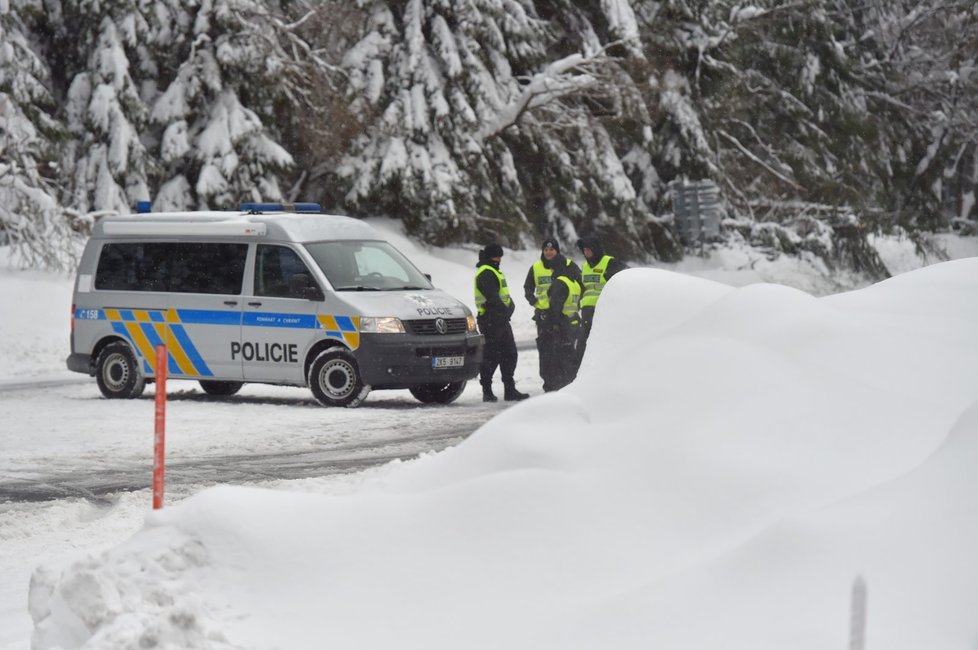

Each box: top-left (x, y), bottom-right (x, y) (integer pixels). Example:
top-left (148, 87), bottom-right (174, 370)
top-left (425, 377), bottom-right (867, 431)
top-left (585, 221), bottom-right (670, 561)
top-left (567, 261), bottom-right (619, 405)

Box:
top-left (170, 243), bottom-right (247, 294)
top-left (94, 243), bottom-right (247, 294)
top-left (255, 245), bottom-right (315, 298)
top-left (94, 243), bottom-right (169, 292)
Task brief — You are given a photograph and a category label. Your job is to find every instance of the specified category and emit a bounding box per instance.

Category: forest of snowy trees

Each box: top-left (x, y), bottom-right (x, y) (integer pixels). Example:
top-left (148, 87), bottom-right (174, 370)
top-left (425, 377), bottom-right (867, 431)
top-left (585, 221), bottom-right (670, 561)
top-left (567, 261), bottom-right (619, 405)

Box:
top-left (1, 0), bottom-right (976, 271)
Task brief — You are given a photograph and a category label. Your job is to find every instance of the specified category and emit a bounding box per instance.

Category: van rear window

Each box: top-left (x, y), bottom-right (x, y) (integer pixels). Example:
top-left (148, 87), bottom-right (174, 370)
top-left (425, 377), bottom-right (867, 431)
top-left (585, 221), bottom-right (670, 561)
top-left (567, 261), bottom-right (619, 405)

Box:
top-left (95, 242), bottom-right (247, 294)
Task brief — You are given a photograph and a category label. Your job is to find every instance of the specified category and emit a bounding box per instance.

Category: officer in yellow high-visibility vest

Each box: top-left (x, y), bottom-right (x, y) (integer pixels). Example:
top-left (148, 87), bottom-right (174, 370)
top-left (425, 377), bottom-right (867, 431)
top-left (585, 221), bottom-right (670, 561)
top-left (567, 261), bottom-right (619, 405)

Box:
top-left (576, 235), bottom-right (628, 366)
top-left (474, 243), bottom-right (528, 402)
top-left (522, 238), bottom-right (582, 312)
top-left (522, 239), bottom-right (582, 391)
top-left (535, 263), bottom-right (582, 391)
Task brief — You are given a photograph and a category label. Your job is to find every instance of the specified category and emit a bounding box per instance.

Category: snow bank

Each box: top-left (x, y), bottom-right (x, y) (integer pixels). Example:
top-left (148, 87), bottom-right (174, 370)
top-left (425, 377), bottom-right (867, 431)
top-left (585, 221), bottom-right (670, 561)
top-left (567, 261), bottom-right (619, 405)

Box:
top-left (29, 258), bottom-right (978, 649)
top-left (0, 260), bottom-right (75, 381)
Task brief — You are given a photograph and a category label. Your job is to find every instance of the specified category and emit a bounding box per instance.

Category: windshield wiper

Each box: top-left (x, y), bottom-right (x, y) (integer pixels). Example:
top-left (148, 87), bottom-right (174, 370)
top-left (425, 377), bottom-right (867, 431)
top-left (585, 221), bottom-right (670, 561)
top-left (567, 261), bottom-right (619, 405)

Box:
top-left (395, 285), bottom-right (429, 290)
top-left (335, 286), bottom-right (381, 292)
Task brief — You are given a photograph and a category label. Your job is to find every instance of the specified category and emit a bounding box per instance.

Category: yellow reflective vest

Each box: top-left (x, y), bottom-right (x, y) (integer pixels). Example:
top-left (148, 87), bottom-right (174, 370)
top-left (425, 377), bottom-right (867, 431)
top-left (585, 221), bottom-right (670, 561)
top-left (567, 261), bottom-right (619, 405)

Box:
top-left (581, 255), bottom-right (613, 308)
top-left (531, 258), bottom-right (573, 309)
top-left (556, 275), bottom-right (581, 323)
top-left (474, 265), bottom-right (512, 316)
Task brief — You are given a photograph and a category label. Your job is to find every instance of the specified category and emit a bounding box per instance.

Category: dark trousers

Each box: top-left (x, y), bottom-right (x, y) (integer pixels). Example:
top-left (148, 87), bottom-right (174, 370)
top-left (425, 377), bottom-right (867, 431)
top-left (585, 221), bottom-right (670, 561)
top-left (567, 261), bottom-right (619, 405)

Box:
top-left (537, 318), bottom-right (578, 391)
top-left (478, 317), bottom-right (518, 387)
top-left (576, 306), bottom-right (595, 368)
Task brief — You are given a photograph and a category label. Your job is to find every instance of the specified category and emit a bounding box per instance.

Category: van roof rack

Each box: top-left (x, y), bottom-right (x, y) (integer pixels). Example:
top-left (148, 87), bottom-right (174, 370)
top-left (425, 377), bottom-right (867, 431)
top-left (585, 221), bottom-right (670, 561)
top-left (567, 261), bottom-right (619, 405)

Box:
top-left (240, 202), bottom-right (321, 214)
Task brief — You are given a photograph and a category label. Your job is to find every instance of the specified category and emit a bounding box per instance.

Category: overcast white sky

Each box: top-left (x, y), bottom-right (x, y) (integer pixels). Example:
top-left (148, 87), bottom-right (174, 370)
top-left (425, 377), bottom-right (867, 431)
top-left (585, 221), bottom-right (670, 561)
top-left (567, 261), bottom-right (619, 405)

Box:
top-left (3, 224), bottom-right (978, 650)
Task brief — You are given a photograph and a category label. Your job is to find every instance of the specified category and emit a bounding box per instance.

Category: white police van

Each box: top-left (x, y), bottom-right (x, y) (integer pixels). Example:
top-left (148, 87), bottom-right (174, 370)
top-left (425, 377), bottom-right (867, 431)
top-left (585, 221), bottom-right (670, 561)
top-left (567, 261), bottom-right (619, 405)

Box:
top-left (67, 203), bottom-right (484, 407)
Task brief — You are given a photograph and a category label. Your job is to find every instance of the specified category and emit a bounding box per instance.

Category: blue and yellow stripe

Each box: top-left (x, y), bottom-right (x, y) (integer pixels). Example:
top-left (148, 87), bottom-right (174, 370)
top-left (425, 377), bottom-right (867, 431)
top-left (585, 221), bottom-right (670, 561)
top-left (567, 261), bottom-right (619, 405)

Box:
top-left (318, 315), bottom-right (360, 350)
top-left (75, 307), bottom-right (363, 373)
top-left (102, 308), bottom-right (215, 377)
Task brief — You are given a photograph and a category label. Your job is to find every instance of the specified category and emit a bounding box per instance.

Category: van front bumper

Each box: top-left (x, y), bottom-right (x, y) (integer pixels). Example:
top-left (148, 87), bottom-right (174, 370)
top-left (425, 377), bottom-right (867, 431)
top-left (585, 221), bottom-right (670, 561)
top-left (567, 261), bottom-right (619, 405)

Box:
top-left (356, 333), bottom-right (484, 389)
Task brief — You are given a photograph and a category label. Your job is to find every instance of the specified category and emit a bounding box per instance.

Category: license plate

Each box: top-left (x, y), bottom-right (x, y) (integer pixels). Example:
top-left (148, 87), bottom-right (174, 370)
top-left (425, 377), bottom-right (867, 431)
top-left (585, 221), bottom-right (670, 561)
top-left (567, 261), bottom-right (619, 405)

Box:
top-left (432, 356), bottom-right (464, 369)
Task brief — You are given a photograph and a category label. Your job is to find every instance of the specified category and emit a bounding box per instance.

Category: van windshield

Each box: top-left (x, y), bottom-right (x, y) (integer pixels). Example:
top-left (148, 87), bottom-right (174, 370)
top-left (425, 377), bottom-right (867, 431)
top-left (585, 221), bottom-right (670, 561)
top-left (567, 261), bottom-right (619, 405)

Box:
top-left (304, 240), bottom-right (434, 291)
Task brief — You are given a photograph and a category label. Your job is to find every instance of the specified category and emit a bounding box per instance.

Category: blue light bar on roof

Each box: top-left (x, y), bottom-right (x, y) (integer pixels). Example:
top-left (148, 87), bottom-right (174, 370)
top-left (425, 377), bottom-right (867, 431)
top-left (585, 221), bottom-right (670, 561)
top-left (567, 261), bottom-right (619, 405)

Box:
top-left (240, 202), bottom-right (321, 214)
top-left (135, 200), bottom-right (152, 214)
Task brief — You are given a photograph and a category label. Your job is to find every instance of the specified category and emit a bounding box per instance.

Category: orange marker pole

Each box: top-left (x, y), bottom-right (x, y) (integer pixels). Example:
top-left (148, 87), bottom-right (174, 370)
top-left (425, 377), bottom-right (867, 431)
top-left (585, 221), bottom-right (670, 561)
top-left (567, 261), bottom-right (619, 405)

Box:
top-left (153, 344), bottom-right (167, 510)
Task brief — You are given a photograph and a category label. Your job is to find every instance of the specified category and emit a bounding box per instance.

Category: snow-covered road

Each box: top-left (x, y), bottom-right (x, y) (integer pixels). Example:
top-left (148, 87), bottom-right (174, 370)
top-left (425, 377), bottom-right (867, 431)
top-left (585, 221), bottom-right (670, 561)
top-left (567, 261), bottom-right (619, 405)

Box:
top-left (0, 362), bottom-right (540, 503)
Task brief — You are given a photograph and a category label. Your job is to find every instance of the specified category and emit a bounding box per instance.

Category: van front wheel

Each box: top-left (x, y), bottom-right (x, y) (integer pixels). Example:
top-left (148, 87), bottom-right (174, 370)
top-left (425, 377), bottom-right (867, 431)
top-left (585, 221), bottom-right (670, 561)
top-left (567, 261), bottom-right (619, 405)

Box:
top-left (308, 348), bottom-right (369, 407)
top-left (95, 342), bottom-right (146, 399)
top-left (409, 381), bottom-right (467, 405)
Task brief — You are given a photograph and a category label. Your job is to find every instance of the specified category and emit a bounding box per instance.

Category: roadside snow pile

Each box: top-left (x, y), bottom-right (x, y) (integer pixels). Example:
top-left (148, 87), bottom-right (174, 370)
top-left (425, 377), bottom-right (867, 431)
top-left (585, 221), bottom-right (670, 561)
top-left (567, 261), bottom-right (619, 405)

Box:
top-left (30, 258), bottom-right (978, 650)
top-left (0, 264), bottom-right (74, 380)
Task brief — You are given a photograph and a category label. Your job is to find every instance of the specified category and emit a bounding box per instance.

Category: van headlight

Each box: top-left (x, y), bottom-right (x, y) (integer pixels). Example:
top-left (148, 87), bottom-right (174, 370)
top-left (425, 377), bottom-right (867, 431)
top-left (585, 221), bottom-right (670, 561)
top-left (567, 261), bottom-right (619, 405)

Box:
top-left (466, 315), bottom-right (477, 333)
top-left (360, 316), bottom-right (405, 334)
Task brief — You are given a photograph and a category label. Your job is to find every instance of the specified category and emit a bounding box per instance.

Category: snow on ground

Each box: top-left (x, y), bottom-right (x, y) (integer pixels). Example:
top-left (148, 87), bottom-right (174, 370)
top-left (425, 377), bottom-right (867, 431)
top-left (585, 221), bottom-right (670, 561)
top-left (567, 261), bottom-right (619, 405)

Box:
top-left (0, 265), bottom-right (76, 382)
top-left (2, 225), bottom-right (977, 650)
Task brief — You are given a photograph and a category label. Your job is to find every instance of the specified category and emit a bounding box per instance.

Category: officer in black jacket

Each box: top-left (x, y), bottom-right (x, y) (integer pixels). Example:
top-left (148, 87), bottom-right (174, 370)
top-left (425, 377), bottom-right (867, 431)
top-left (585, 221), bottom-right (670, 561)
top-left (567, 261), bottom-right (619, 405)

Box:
top-left (523, 239), bottom-right (582, 391)
top-left (474, 244), bottom-right (529, 402)
top-left (522, 239), bottom-right (582, 309)
top-left (576, 235), bottom-right (628, 366)
top-left (535, 262), bottom-right (581, 391)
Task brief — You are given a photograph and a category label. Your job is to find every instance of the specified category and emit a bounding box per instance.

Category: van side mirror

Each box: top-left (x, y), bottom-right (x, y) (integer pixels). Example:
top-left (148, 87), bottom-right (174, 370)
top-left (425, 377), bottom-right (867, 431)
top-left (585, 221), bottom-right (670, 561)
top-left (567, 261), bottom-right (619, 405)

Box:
top-left (301, 285), bottom-right (324, 301)
top-left (289, 273), bottom-right (325, 301)
top-left (424, 273), bottom-right (431, 282)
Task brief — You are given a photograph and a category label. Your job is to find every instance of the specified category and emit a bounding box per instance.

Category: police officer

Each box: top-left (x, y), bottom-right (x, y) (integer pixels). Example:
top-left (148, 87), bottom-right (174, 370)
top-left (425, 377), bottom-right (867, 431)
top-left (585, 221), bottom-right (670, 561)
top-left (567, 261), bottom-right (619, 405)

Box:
top-left (537, 262), bottom-right (582, 391)
top-left (523, 239), bottom-right (582, 391)
top-left (576, 235), bottom-right (628, 364)
top-left (523, 238), bottom-right (582, 309)
top-left (475, 243), bottom-right (529, 402)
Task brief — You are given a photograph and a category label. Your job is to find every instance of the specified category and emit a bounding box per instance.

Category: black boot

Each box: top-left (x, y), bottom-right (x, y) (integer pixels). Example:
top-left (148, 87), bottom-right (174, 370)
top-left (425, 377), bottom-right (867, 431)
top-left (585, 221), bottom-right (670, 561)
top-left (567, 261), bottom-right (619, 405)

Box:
top-left (481, 382), bottom-right (498, 402)
top-left (503, 380), bottom-right (529, 401)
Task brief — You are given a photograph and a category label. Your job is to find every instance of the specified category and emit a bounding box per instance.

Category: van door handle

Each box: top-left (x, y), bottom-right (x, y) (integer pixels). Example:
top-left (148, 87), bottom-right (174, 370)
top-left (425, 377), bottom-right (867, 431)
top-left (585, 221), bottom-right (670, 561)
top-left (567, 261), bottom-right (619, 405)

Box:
top-left (248, 301), bottom-right (262, 307)
top-left (224, 300), bottom-right (238, 306)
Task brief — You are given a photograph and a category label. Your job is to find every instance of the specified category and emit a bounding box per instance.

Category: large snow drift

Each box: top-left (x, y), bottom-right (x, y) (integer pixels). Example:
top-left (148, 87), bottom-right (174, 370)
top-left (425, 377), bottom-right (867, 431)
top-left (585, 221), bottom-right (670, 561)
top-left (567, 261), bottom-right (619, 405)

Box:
top-left (30, 258), bottom-right (978, 649)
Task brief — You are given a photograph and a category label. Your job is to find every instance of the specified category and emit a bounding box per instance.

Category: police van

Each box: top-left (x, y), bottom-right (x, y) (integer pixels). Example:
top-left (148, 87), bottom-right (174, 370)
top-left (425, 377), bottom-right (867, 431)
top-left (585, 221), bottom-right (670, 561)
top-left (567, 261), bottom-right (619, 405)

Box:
top-left (67, 203), bottom-right (484, 407)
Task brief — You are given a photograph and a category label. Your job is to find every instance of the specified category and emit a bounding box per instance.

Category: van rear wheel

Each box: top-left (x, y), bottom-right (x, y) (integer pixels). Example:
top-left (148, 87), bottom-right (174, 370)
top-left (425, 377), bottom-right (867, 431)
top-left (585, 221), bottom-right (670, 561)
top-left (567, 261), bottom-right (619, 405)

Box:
top-left (308, 348), bottom-right (369, 407)
top-left (95, 342), bottom-right (146, 399)
top-left (409, 381), bottom-right (467, 405)
top-left (199, 380), bottom-right (243, 396)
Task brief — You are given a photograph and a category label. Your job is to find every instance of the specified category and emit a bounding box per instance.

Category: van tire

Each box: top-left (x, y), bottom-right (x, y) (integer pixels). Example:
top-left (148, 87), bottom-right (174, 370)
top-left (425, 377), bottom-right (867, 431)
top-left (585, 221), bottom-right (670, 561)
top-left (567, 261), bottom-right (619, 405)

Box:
top-left (95, 342), bottom-right (146, 399)
top-left (308, 348), bottom-right (369, 407)
top-left (409, 381), bottom-right (467, 405)
top-left (199, 380), bottom-right (243, 397)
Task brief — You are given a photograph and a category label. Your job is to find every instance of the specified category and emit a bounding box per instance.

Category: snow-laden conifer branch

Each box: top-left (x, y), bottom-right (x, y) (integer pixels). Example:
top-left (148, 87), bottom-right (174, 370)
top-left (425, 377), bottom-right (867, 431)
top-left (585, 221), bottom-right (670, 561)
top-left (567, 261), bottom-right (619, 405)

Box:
top-left (717, 129), bottom-right (803, 190)
top-left (476, 43), bottom-right (622, 142)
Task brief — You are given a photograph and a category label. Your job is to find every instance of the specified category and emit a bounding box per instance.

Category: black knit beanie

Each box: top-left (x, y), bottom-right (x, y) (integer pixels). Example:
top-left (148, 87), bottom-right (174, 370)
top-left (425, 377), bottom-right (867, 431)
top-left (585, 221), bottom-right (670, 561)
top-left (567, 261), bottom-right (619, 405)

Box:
top-left (542, 238), bottom-right (559, 253)
top-left (484, 243), bottom-right (504, 258)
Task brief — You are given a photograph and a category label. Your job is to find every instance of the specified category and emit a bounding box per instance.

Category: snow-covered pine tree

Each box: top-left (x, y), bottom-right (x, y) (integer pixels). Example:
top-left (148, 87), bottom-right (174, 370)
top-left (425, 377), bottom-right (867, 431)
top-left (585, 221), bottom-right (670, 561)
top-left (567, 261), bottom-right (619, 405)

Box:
top-left (268, 1), bottom-right (367, 205)
top-left (149, 0), bottom-right (294, 211)
top-left (620, 0), bottom-right (899, 272)
top-left (707, 1), bottom-right (884, 216)
top-left (626, 0), bottom-right (976, 235)
top-left (620, 0), bottom-right (724, 200)
top-left (855, 0), bottom-right (978, 230)
top-left (43, 0), bottom-right (154, 217)
top-left (333, 0), bottom-right (670, 258)
top-left (335, 0), bottom-right (544, 245)
top-left (30, 0), bottom-right (296, 215)
top-left (0, 1), bottom-right (75, 269)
